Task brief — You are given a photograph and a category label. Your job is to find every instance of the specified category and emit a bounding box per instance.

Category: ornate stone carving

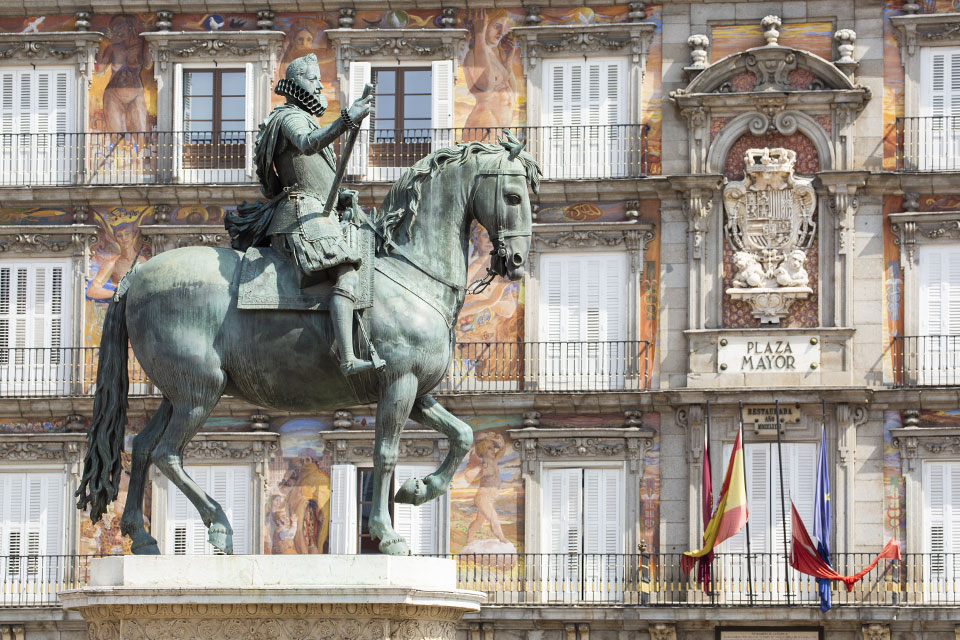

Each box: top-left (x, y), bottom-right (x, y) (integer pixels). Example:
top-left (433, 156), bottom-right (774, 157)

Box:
top-left (0, 442), bottom-right (66, 460)
top-left (510, 427), bottom-right (655, 475)
top-left (522, 411), bottom-right (541, 428)
top-left (678, 184), bottom-right (721, 260)
top-left (250, 413), bottom-right (271, 430)
top-left (0, 32), bottom-right (102, 77)
top-left (627, 3), bottom-right (647, 22)
top-left (338, 8), bottom-right (356, 29)
top-left (745, 48), bottom-right (797, 91)
top-left (524, 6), bottom-right (543, 26)
top-left (511, 23), bottom-right (654, 75)
top-left (440, 8), bottom-right (458, 28)
top-left (145, 31), bottom-right (284, 74)
top-left (539, 439), bottom-right (626, 457)
top-left (156, 11), bottom-right (173, 31)
top-left (649, 624), bottom-right (677, 640)
top-left (257, 10), bottom-right (276, 30)
top-left (327, 29), bottom-right (469, 77)
top-left (723, 148), bottom-right (816, 323)
top-left (624, 411), bottom-right (643, 428)
top-left (922, 438), bottom-right (960, 454)
top-left (687, 34), bottom-right (710, 70)
top-left (75, 12), bottom-right (91, 31)
top-left (762, 15), bottom-right (781, 46)
top-left (0, 227), bottom-right (96, 256)
top-left (890, 211), bottom-right (960, 266)
top-left (333, 410), bottom-right (354, 429)
top-left (182, 439), bottom-right (277, 461)
top-left (862, 624), bottom-right (890, 640)
top-left (398, 440), bottom-right (436, 458)
top-left (531, 227), bottom-right (650, 275)
top-left (140, 225), bottom-right (232, 254)
top-left (834, 29), bottom-right (857, 66)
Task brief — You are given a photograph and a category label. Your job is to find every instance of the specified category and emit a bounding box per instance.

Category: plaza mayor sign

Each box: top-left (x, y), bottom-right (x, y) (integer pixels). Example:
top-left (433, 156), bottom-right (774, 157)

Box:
top-left (723, 147), bottom-right (816, 324)
top-left (717, 335), bottom-right (820, 373)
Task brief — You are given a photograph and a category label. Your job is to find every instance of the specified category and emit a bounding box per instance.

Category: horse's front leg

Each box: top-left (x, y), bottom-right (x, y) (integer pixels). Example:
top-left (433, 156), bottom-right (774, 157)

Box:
top-left (369, 373), bottom-right (418, 555)
top-left (397, 395), bottom-right (473, 507)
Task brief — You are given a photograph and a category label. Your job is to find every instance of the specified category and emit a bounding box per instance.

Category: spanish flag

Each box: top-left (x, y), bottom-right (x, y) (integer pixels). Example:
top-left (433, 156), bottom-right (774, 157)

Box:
top-left (681, 427), bottom-right (749, 574)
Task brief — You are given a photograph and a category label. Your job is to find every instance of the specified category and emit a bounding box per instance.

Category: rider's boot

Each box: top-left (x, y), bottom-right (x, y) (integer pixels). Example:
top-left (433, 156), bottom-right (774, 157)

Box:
top-left (331, 266), bottom-right (379, 376)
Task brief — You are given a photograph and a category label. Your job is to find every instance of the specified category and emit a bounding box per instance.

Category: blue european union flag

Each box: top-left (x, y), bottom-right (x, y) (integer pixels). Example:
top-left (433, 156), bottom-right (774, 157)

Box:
top-left (814, 425), bottom-right (832, 612)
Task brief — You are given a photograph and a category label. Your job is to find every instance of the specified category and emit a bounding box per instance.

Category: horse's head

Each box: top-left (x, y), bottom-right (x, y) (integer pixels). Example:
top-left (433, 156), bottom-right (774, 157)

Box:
top-left (470, 131), bottom-right (541, 281)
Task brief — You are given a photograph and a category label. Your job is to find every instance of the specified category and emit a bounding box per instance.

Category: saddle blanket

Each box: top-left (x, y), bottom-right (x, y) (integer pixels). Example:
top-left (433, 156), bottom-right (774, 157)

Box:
top-left (237, 225), bottom-right (375, 311)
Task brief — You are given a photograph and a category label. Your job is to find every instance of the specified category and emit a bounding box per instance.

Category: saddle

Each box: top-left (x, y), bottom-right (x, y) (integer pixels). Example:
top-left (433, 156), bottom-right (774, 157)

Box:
top-left (237, 225), bottom-right (375, 311)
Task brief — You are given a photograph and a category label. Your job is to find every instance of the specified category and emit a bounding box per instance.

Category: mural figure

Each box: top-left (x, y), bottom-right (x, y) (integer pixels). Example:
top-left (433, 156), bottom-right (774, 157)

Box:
top-left (96, 15), bottom-right (151, 133)
top-left (266, 494), bottom-right (298, 554)
top-left (279, 455), bottom-right (330, 554)
top-left (87, 208), bottom-right (151, 301)
top-left (464, 10), bottom-right (520, 131)
top-left (464, 432), bottom-right (510, 546)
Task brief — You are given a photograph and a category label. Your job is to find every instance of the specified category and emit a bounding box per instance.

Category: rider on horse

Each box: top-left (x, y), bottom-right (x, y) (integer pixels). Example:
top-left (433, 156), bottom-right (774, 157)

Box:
top-left (225, 53), bottom-right (378, 376)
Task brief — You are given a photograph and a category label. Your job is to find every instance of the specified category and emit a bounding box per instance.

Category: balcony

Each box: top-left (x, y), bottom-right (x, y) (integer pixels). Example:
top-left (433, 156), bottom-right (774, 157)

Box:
top-left (0, 125), bottom-right (650, 187)
top-left (0, 342), bottom-right (651, 399)
top-left (5, 553), bottom-right (956, 609)
top-left (892, 335), bottom-right (960, 387)
top-left (896, 116), bottom-right (960, 171)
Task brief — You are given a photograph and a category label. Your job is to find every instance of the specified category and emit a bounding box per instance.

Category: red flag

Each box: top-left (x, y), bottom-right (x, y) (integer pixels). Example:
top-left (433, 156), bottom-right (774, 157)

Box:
top-left (789, 502), bottom-right (901, 591)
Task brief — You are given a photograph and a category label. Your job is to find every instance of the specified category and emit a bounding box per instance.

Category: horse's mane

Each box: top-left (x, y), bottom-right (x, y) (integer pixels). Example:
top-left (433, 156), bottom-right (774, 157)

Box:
top-left (375, 141), bottom-right (541, 249)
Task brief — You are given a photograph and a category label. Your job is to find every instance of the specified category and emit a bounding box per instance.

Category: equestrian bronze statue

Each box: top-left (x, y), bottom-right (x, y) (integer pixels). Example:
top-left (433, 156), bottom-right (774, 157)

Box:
top-left (76, 53), bottom-right (541, 556)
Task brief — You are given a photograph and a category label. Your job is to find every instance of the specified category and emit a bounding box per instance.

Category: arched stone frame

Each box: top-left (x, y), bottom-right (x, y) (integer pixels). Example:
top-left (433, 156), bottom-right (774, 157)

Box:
top-left (150, 431), bottom-right (279, 554)
top-left (0, 225), bottom-right (98, 362)
top-left (509, 424), bottom-right (655, 555)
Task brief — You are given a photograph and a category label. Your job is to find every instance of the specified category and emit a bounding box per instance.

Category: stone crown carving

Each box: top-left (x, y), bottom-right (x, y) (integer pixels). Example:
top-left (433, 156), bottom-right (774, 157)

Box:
top-left (0, 32), bottom-right (104, 76)
top-left (143, 30), bottom-right (285, 74)
top-left (723, 148), bottom-right (816, 323)
top-left (326, 29), bottom-right (469, 76)
top-left (0, 224), bottom-right (98, 256)
top-left (509, 427), bottom-right (655, 474)
top-left (510, 23), bottom-right (655, 76)
top-left (890, 210), bottom-right (960, 266)
top-left (529, 223), bottom-right (655, 276)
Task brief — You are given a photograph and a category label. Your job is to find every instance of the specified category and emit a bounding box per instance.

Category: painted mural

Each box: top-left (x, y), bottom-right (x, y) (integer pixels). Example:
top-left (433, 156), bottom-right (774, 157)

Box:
top-left (882, 196), bottom-right (904, 385)
top-left (710, 21), bottom-right (834, 60)
top-left (882, 410), bottom-right (906, 545)
top-left (0, 207), bottom-right (73, 225)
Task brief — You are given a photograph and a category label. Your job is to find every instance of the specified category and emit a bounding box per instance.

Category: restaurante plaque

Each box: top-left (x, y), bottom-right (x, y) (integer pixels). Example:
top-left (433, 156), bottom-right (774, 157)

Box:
top-left (717, 335), bottom-right (820, 373)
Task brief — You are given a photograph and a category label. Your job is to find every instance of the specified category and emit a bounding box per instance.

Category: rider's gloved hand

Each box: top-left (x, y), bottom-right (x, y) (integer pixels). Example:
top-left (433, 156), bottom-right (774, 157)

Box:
top-left (338, 189), bottom-right (360, 222)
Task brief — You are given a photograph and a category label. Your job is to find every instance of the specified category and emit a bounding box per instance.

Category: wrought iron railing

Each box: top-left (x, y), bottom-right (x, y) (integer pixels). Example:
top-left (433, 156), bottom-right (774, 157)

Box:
top-left (9, 553), bottom-right (954, 609)
top-left (896, 116), bottom-right (960, 171)
top-left (1, 343), bottom-right (651, 398)
top-left (437, 341), bottom-right (652, 393)
top-left (0, 554), bottom-right (98, 608)
top-left (0, 125), bottom-right (650, 186)
top-left (892, 335), bottom-right (960, 387)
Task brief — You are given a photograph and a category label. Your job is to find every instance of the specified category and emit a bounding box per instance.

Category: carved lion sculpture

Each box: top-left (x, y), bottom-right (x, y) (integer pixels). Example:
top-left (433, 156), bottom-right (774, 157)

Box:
top-left (775, 249), bottom-right (809, 287)
top-left (732, 251), bottom-right (765, 288)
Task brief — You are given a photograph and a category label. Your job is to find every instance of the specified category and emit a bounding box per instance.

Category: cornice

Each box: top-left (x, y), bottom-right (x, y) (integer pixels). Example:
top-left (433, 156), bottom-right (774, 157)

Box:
top-left (510, 22), bottom-right (655, 76)
top-left (889, 210), bottom-right (960, 266)
top-left (0, 224), bottom-right (97, 256)
top-left (326, 28), bottom-right (469, 76)
top-left (319, 429), bottom-right (445, 464)
top-left (182, 432), bottom-right (279, 462)
top-left (508, 426), bottom-right (656, 474)
top-left (142, 30), bottom-right (285, 74)
top-left (139, 224), bottom-right (232, 254)
top-left (0, 32), bottom-right (104, 76)
top-left (529, 222), bottom-right (655, 276)
top-left (891, 13), bottom-right (960, 58)
top-left (0, 433), bottom-right (86, 463)
top-left (891, 426), bottom-right (960, 463)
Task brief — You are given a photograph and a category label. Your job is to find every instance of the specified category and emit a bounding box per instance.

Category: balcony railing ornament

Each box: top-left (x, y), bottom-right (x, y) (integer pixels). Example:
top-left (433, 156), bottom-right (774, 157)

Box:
top-left (723, 147), bottom-right (816, 323)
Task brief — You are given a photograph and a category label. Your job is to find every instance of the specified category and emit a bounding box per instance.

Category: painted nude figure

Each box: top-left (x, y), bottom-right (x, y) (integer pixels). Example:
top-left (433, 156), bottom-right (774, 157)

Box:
top-left (464, 10), bottom-right (520, 130)
top-left (465, 432), bottom-right (509, 544)
top-left (97, 15), bottom-right (151, 132)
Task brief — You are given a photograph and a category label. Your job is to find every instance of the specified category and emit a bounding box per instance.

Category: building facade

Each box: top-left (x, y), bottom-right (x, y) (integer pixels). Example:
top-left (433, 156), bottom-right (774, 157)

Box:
top-left (0, 0), bottom-right (957, 638)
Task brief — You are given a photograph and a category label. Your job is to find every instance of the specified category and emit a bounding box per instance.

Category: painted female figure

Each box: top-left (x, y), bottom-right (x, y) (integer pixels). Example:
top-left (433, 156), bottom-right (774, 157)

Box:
top-left (96, 15), bottom-right (151, 132)
top-left (464, 10), bottom-right (520, 132)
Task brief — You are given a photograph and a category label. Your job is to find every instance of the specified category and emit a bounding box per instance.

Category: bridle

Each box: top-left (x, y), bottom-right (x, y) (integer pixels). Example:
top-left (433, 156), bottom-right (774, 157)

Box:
top-left (466, 152), bottom-right (532, 295)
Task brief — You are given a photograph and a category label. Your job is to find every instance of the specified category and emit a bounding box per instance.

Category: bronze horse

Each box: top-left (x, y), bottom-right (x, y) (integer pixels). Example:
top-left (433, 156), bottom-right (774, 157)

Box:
top-left (77, 136), bottom-right (540, 555)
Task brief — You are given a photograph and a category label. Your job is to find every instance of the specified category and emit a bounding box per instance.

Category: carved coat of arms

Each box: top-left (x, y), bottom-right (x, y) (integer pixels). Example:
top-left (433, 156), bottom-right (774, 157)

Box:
top-left (723, 148), bottom-right (816, 323)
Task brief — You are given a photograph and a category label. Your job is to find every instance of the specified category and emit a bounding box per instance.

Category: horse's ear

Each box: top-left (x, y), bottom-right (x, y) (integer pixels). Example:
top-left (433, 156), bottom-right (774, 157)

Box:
top-left (499, 129), bottom-right (523, 161)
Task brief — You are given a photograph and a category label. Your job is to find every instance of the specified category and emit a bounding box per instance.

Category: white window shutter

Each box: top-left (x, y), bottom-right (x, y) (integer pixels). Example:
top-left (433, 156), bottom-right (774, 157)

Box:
top-left (347, 62), bottom-right (371, 176)
top-left (44, 474), bottom-right (62, 557)
top-left (431, 60), bottom-right (454, 150)
top-left (946, 248), bottom-right (960, 335)
top-left (394, 465), bottom-right (438, 555)
top-left (231, 466), bottom-right (250, 555)
top-left (541, 255), bottom-right (563, 343)
top-left (926, 462), bottom-right (948, 578)
top-left (330, 464), bottom-right (358, 554)
top-left (244, 62), bottom-right (255, 178)
top-left (920, 247), bottom-right (944, 336)
top-left (748, 444), bottom-right (771, 554)
top-left (173, 64), bottom-right (183, 178)
top-left (542, 467), bottom-right (582, 555)
top-left (583, 468), bottom-right (621, 555)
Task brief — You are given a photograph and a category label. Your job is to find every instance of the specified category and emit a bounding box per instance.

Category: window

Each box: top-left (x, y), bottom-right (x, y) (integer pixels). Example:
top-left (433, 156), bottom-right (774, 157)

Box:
top-left (0, 260), bottom-right (71, 396)
top-left (923, 461), bottom-right (960, 598)
top-left (165, 464), bottom-right (250, 555)
top-left (329, 463), bottom-right (439, 554)
top-left (916, 48), bottom-right (960, 170)
top-left (0, 472), bottom-right (63, 583)
top-left (541, 467), bottom-right (623, 602)
top-left (0, 67), bottom-right (74, 185)
top-left (721, 442), bottom-right (817, 602)
top-left (542, 58), bottom-right (627, 179)
top-left (538, 252), bottom-right (628, 390)
top-left (347, 61), bottom-right (453, 180)
top-left (916, 244), bottom-right (960, 385)
top-left (173, 64), bottom-right (253, 182)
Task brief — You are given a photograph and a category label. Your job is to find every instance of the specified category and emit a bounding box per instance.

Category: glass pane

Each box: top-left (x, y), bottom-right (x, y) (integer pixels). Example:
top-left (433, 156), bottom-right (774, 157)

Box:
top-left (375, 97), bottom-right (395, 120)
top-left (403, 95), bottom-right (431, 120)
top-left (220, 96), bottom-right (246, 121)
top-left (185, 96), bottom-right (213, 121)
top-left (404, 70), bottom-right (431, 94)
top-left (360, 470), bottom-right (374, 502)
top-left (184, 71), bottom-right (213, 96)
top-left (221, 72), bottom-right (246, 96)
top-left (374, 121), bottom-right (396, 141)
top-left (374, 69), bottom-right (396, 94)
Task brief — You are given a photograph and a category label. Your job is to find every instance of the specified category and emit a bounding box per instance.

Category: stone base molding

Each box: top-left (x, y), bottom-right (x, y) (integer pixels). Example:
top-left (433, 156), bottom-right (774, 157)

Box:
top-left (82, 603), bottom-right (460, 640)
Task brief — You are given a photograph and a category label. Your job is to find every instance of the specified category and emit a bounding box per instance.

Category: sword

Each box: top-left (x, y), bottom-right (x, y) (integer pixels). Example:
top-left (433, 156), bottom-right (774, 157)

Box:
top-left (323, 82), bottom-right (374, 219)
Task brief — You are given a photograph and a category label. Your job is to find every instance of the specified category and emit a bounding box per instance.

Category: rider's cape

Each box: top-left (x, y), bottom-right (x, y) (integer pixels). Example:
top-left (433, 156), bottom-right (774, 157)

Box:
top-left (224, 105), bottom-right (301, 252)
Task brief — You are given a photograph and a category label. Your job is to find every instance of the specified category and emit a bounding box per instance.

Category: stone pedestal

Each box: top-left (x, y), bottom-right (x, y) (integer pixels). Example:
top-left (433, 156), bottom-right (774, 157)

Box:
top-left (60, 556), bottom-right (483, 640)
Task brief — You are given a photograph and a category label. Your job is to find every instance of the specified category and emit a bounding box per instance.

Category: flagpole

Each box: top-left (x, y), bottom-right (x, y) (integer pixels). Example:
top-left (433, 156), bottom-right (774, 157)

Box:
top-left (775, 399), bottom-right (792, 605)
top-left (705, 400), bottom-right (714, 604)
top-left (738, 401), bottom-right (754, 605)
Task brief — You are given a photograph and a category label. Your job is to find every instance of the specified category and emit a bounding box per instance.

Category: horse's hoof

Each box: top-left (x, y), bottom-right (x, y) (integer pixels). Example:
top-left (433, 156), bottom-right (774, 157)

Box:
top-left (379, 536), bottom-right (410, 556)
top-left (395, 477), bottom-right (428, 506)
top-left (208, 526), bottom-right (234, 555)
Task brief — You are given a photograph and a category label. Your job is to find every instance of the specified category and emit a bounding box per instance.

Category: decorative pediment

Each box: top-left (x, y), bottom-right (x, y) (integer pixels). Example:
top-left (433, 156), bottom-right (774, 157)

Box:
top-left (0, 224), bottom-right (97, 257)
top-left (529, 222), bottom-right (655, 276)
top-left (892, 426), bottom-right (960, 472)
top-left (510, 23), bottom-right (655, 76)
top-left (326, 29), bottom-right (469, 76)
top-left (0, 32), bottom-right (103, 76)
top-left (319, 429), bottom-right (445, 466)
top-left (509, 425), bottom-right (655, 474)
top-left (182, 433), bottom-right (279, 464)
top-left (891, 13), bottom-right (960, 59)
top-left (0, 434), bottom-right (85, 463)
top-left (142, 30), bottom-right (285, 74)
top-left (890, 210), bottom-right (960, 266)
top-left (139, 224), bottom-right (231, 254)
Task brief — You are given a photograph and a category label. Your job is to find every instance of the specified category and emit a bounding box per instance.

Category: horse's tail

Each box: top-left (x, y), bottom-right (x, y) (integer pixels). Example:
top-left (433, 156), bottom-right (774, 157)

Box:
top-left (75, 266), bottom-right (138, 521)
